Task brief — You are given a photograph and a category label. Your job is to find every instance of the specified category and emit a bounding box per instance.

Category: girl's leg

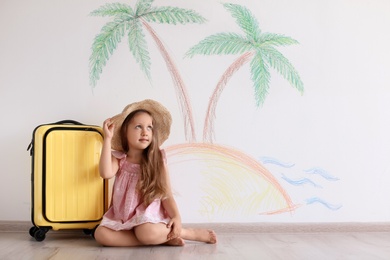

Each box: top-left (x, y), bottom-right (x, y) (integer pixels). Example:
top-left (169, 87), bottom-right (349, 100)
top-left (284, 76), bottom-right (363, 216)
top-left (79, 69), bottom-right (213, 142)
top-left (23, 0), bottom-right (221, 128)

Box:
top-left (134, 223), bottom-right (217, 245)
top-left (94, 226), bottom-right (143, 247)
top-left (180, 228), bottom-right (217, 244)
top-left (95, 224), bottom-right (217, 247)
top-left (134, 223), bottom-right (185, 246)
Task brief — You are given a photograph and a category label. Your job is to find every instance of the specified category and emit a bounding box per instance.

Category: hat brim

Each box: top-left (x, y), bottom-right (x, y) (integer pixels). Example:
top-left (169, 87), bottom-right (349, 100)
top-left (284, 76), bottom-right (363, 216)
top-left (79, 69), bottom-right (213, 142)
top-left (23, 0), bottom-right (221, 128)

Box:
top-left (110, 99), bottom-right (172, 151)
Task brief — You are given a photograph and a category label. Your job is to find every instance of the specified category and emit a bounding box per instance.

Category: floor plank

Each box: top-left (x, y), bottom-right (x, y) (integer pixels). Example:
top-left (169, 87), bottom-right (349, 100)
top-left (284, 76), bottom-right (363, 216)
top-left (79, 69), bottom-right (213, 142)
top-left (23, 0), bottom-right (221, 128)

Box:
top-left (1, 230), bottom-right (390, 259)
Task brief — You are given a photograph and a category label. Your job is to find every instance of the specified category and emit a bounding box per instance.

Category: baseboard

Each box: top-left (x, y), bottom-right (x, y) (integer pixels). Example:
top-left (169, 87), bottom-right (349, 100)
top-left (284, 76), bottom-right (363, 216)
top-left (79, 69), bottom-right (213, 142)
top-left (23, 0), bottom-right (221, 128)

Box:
top-left (0, 221), bottom-right (33, 233)
top-left (186, 222), bottom-right (390, 233)
top-left (1, 221), bottom-right (390, 233)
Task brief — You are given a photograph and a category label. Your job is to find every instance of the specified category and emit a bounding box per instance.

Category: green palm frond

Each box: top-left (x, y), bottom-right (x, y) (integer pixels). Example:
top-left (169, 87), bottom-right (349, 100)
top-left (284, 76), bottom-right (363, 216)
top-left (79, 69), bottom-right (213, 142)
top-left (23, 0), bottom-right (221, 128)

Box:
top-left (263, 47), bottom-right (304, 94)
top-left (251, 52), bottom-right (271, 106)
top-left (223, 3), bottom-right (260, 41)
top-left (142, 6), bottom-right (206, 24)
top-left (258, 32), bottom-right (299, 47)
top-left (135, 0), bottom-right (154, 15)
top-left (89, 3), bottom-right (133, 17)
top-left (185, 33), bottom-right (253, 57)
top-left (89, 15), bottom-right (130, 87)
top-left (128, 19), bottom-right (151, 80)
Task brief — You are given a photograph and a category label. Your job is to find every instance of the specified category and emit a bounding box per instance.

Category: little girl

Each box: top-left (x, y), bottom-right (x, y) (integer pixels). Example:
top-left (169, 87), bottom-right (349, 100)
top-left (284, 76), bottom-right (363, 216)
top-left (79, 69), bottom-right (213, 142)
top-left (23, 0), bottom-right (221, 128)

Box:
top-left (94, 99), bottom-right (217, 246)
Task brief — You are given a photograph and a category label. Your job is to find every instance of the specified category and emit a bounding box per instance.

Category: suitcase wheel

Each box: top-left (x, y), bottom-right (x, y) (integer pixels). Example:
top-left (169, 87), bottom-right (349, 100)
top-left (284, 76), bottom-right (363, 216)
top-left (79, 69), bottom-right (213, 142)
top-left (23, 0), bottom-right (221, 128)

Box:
top-left (83, 226), bottom-right (98, 239)
top-left (83, 229), bottom-right (92, 235)
top-left (29, 226), bottom-right (49, 241)
top-left (29, 226), bottom-right (38, 237)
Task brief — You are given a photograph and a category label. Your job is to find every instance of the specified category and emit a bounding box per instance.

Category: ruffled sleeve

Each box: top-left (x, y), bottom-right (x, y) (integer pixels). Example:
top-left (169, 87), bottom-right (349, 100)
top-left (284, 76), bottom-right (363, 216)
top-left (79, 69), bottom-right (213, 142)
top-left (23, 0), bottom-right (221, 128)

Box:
top-left (112, 150), bottom-right (127, 169)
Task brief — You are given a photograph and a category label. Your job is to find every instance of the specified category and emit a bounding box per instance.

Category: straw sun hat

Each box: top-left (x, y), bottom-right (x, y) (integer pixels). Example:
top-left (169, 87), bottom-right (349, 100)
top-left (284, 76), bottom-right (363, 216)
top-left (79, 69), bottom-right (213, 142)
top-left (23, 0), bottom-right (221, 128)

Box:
top-left (110, 99), bottom-right (172, 151)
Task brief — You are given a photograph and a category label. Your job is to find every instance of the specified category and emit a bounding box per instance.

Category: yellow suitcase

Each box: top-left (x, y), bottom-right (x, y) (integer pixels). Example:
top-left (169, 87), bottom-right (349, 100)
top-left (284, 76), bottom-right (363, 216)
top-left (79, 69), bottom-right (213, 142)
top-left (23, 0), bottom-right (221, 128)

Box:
top-left (27, 120), bottom-right (108, 241)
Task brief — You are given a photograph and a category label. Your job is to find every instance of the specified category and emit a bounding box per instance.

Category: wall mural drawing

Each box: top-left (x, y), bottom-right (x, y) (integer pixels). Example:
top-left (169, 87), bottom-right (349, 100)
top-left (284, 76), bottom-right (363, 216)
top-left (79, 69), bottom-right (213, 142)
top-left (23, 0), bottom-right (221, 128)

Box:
top-left (89, 0), bottom-right (341, 220)
top-left (89, 1), bottom-right (205, 142)
top-left (260, 157), bottom-right (341, 212)
top-left (185, 3), bottom-right (304, 143)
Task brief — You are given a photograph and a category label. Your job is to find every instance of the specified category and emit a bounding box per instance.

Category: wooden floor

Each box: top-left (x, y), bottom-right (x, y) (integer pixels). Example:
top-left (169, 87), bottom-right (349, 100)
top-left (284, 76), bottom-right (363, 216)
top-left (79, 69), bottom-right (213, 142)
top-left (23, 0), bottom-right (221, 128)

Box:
top-left (1, 223), bottom-right (390, 259)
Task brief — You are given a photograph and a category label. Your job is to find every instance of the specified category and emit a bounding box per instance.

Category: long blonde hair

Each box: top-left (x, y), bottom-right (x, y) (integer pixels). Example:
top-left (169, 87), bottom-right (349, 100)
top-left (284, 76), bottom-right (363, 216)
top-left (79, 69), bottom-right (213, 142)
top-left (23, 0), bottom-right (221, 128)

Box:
top-left (120, 110), bottom-right (169, 205)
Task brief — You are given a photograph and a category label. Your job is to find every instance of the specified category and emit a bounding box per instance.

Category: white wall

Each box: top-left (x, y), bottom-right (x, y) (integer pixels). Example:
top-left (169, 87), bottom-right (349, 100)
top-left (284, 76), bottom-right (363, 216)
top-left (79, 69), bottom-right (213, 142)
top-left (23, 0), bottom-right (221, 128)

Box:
top-left (1, 0), bottom-right (390, 223)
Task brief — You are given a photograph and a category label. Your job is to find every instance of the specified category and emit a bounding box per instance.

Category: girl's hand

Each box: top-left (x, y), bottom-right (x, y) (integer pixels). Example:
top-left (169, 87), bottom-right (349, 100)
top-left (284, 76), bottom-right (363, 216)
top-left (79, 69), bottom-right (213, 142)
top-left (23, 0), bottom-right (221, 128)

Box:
top-left (166, 217), bottom-right (182, 241)
top-left (103, 118), bottom-right (115, 139)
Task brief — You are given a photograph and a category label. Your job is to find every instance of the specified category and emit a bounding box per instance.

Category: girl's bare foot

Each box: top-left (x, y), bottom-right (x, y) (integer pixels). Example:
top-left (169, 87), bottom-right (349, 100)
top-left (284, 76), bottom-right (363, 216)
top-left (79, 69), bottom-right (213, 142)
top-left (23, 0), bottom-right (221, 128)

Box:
top-left (206, 230), bottom-right (217, 244)
top-left (164, 237), bottom-right (185, 246)
top-left (183, 229), bottom-right (217, 244)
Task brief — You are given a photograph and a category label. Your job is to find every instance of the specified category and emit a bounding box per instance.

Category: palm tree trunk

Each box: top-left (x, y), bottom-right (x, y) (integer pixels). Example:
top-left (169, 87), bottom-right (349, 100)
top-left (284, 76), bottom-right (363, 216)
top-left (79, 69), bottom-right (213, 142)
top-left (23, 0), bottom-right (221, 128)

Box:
top-left (141, 19), bottom-right (196, 142)
top-left (203, 51), bottom-right (254, 143)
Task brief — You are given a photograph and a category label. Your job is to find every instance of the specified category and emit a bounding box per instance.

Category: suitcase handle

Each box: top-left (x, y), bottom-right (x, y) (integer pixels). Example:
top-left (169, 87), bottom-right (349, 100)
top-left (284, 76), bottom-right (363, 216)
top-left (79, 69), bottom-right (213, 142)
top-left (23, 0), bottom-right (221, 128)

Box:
top-left (27, 120), bottom-right (90, 153)
top-left (55, 120), bottom-right (84, 125)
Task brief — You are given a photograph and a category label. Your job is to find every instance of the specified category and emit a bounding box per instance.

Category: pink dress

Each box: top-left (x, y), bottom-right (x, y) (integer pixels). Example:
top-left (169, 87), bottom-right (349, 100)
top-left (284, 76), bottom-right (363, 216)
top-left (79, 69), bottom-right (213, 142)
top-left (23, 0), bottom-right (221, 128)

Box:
top-left (99, 150), bottom-right (170, 231)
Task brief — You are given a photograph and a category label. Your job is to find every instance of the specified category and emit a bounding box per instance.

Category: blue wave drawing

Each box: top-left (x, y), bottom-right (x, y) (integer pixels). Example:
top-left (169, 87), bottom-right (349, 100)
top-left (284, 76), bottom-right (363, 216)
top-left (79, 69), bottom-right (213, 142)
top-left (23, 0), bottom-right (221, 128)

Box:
top-left (306, 197), bottom-right (342, 210)
top-left (304, 167), bottom-right (339, 181)
top-left (281, 174), bottom-right (322, 188)
top-left (259, 156), bottom-right (295, 168)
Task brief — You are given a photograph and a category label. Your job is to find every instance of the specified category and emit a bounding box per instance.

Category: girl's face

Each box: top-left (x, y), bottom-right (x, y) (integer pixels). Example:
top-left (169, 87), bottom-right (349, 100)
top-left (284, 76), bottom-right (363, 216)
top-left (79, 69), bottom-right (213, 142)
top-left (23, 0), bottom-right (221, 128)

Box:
top-left (126, 111), bottom-right (154, 151)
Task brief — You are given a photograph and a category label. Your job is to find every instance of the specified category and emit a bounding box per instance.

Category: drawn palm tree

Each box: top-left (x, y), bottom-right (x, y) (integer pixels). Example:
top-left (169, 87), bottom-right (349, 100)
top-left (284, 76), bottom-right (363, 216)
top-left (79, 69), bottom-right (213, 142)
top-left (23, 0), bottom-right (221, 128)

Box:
top-left (89, 0), bottom-right (206, 142)
top-left (186, 3), bottom-right (304, 143)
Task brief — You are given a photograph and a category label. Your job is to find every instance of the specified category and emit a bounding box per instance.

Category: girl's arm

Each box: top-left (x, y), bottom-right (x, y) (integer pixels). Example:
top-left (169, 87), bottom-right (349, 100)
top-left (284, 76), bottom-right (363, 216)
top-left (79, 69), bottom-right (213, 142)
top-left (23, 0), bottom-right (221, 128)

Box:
top-left (161, 163), bottom-right (182, 240)
top-left (99, 118), bottom-right (119, 179)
